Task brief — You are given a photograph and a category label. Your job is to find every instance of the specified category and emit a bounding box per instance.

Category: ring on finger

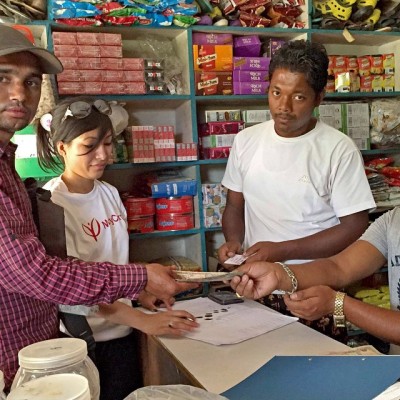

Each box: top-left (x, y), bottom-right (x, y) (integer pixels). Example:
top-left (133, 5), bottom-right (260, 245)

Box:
top-left (168, 321), bottom-right (174, 328)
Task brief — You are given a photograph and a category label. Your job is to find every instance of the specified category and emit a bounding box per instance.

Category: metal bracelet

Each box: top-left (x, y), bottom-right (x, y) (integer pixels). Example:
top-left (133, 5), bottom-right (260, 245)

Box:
top-left (275, 262), bottom-right (298, 295)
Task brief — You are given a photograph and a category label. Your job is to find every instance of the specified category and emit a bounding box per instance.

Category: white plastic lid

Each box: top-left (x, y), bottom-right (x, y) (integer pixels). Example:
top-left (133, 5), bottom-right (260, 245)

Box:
top-left (18, 338), bottom-right (87, 369)
top-left (7, 374), bottom-right (90, 400)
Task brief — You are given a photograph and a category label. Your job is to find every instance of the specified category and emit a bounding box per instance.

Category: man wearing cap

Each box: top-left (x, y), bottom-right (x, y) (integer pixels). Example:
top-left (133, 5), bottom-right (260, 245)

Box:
top-left (0, 25), bottom-right (197, 390)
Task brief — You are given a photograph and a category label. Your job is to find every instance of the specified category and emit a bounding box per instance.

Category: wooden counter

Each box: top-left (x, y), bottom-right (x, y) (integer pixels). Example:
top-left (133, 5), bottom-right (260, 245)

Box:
top-left (139, 299), bottom-right (349, 394)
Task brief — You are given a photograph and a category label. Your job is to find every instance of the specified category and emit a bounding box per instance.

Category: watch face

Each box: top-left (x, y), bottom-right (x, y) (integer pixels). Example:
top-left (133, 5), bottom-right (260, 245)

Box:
top-left (333, 315), bottom-right (346, 328)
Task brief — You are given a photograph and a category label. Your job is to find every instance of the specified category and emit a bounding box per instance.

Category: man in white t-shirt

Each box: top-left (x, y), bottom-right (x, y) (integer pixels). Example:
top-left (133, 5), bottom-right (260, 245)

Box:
top-left (219, 40), bottom-right (375, 340)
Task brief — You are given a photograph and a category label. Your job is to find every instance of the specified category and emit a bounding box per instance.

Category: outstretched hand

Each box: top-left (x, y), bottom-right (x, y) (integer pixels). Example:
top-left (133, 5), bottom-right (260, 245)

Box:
top-left (145, 264), bottom-right (199, 304)
top-left (230, 262), bottom-right (280, 299)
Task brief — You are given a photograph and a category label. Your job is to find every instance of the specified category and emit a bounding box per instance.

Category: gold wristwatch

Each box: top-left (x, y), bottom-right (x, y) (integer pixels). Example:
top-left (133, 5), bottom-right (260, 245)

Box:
top-left (333, 291), bottom-right (346, 328)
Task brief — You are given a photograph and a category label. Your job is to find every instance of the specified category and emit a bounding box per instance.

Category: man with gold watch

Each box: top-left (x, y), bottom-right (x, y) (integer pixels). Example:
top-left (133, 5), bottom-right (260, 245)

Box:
top-left (230, 206), bottom-right (400, 344)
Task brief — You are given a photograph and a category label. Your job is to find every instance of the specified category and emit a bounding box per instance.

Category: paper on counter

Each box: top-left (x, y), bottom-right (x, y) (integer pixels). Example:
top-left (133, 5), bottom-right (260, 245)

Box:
top-left (171, 297), bottom-right (298, 346)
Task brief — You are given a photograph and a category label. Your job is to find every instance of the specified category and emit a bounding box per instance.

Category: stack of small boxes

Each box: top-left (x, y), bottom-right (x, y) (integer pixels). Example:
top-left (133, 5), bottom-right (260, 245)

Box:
top-left (144, 60), bottom-right (167, 94)
top-left (202, 183), bottom-right (227, 228)
top-left (53, 32), bottom-right (166, 95)
top-left (124, 125), bottom-right (197, 163)
top-left (233, 35), bottom-right (268, 95)
top-left (198, 109), bottom-right (243, 159)
top-left (193, 33), bottom-right (233, 96)
top-left (197, 108), bottom-right (271, 159)
top-left (125, 125), bottom-right (174, 163)
top-left (232, 37), bottom-right (285, 95)
top-left (327, 53), bottom-right (395, 93)
top-left (316, 102), bottom-right (370, 150)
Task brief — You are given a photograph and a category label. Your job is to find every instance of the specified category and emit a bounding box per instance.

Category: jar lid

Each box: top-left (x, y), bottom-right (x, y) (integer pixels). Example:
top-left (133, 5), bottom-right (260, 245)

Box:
top-left (18, 338), bottom-right (87, 369)
top-left (7, 374), bottom-right (90, 400)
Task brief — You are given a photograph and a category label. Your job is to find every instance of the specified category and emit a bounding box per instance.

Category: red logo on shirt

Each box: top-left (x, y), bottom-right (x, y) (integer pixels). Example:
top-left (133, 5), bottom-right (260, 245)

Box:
top-left (82, 214), bottom-right (123, 241)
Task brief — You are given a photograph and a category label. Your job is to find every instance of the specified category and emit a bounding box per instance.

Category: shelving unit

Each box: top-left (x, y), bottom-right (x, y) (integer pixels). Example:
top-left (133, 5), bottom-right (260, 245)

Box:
top-left (15, 10), bottom-right (400, 276)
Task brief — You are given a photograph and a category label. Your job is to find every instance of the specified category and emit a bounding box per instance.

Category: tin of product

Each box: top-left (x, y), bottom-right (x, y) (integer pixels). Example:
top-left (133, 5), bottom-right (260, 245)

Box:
top-left (124, 197), bottom-right (155, 218)
top-left (128, 215), bottom-right (155, 233)
top-left (156, 213), bottom-right (194, 231)
top-left (155, 196), bottom-right (194, 215)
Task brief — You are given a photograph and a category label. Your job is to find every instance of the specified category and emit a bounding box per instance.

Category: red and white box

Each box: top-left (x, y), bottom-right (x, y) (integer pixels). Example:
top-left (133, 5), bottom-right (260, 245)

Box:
top-left (123, 58), bottom-right (145, 70)
top-left (82, 82), bottom-right (103, 95)
top-left (130, 126), bottom-right (155, 163)
top-left (58, 81), bottom-right (83, 94)
top-left (101, 82), bottom-right (126, 94)
top-left (55, 45), bottom-right (102, 58)
top-left (101, 58), bottom-right (124, 70)
top-left (57, 70), bottom-right (82, 82)
top-left (124, 70), bottom-right (145, 81)
top-left (102, 71), bottom-right (124, 82)
top-left (200, 146), bottom-right (231, 160)
top-left (52, 32), bottom-right (77, 45)
top-left (76, 32), bottom-right (122, 46)
top-left (58, 57), bottom-right (79, 70)
top-left (176, 143), bottom-right (198, 161)
top-left (78, 58), bottom-right (102, 70)
top-left (154, 126), bottom-right (176, 162)
top-left (199, 121), bottom-right (245, 136)
top-left (124, 82), bottom-right (146, 94)
top-left (100, 46), bottom-right (123, 58)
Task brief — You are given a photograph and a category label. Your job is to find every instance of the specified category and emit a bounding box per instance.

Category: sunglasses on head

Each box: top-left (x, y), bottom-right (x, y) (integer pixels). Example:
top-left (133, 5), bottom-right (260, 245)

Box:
top-left (61, 100), bottom-right (112, 124)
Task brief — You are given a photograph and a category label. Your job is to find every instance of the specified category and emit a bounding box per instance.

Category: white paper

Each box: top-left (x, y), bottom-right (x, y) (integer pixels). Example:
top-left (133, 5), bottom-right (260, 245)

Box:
top-left (224, 254), bottom-right (248, 265)
top-left (170, 298), bottom-right (298, 346)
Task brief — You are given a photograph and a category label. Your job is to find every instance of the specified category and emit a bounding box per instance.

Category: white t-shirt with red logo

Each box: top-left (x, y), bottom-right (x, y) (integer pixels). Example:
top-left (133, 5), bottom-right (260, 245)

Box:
top-left (44, 177), bottom-right (132, 342)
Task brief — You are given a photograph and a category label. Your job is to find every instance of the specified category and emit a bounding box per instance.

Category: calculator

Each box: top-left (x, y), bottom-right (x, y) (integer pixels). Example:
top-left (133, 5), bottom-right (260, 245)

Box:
top-left (208, 291), bottom-right (244, 305)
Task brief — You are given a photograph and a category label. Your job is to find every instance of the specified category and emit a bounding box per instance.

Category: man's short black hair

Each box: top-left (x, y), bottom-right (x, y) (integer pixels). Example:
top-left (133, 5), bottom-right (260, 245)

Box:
top-left (268, 40), bottom-right (329, 95)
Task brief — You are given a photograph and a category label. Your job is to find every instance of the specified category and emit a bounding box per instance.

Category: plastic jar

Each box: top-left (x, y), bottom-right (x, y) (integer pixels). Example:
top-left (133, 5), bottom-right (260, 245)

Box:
top-left (0, 370), bottom-right (6, 400)
top-left (11, 338), bottom-right (100, 400)
top-left (7, 373), bottom-right (90, 400)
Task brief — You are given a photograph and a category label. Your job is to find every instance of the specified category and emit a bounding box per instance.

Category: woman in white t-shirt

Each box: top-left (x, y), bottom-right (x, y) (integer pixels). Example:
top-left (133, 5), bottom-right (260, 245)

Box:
top-left (36, 97), bottom-right (198, 400)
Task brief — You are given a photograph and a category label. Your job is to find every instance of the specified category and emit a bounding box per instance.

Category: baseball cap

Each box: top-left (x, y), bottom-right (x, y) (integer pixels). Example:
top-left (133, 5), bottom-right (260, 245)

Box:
top-left (0, 25), bottom-right (63, 74)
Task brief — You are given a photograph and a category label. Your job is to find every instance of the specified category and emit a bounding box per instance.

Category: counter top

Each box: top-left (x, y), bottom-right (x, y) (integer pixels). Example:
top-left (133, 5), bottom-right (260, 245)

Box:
top-left (155, 299), bottom-right (349, 394)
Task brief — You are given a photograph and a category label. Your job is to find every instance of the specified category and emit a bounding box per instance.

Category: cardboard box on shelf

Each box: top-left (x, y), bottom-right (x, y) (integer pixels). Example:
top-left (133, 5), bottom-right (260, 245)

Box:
top-left (193, 45), bottom-right (233, 71)
top-left (233, 70), bottom-right (268, 82)
top-left (233, 81), bottom-right (269, 95)
top-left (192, 33), bottom-right (233, 45)
top-left (195, 71), bottom-right (233, 95)
top-left (233, 35), bottom-right (262, 57)
top-left (199, 121), bottom-right (245, 136)
top-left (198, 109), bottom-right (242, 123)
top-left (202, 183), bottom-right (227, 206)
top-left (200, 134), bottom-right (237, 148)
top-left (242, 109), bottom-right (271, 124)
top-left (316, 102), bottom-right (370, 150)
top-left (233, 56), bottom-right (271, 71)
